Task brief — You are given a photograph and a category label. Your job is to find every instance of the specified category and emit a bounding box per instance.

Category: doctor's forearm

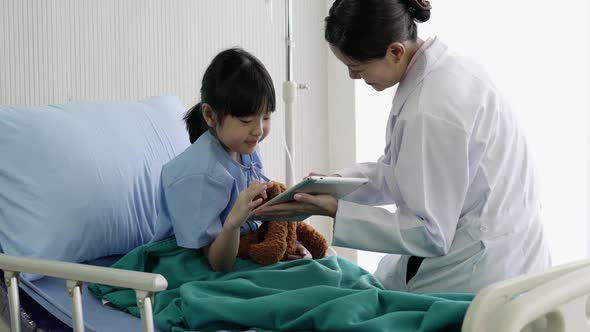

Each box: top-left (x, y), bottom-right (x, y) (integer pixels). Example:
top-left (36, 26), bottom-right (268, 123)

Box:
top-left (336, 162), bottom-right (395, 206)
top-left (333, 201), bottom-right (449, 257)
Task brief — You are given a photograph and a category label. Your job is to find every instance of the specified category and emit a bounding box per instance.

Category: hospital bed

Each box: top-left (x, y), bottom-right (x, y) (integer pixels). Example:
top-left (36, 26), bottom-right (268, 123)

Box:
top-left (2, 254), bottom-right (590, 332)
top-left (1, 96), bottom-right (590, 332)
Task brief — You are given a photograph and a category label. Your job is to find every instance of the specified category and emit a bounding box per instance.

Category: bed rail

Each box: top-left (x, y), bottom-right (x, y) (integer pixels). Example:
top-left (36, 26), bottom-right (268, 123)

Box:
top-left (462, 259), bottom-right (590, 332)
top-left (0, 253), bottom-right (168, 332)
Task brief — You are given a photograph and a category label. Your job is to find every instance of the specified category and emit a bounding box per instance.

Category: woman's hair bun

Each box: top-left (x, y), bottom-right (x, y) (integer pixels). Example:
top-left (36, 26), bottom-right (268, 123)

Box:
top-left (406, 0), bottom-right (432, 23)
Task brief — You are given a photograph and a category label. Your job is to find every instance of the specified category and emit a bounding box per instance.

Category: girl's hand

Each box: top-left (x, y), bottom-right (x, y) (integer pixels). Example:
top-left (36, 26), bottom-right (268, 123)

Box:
top-left (255, 193), bottom-right (338, 218)
top-left (225, 180), bottom-right (267, 229)
top-left (286, 243), bottom-right (312, 260)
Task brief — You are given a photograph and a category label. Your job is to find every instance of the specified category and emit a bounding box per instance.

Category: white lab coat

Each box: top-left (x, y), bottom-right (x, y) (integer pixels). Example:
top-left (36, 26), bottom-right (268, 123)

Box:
top-left (334, 37), bottom-right (551, 293)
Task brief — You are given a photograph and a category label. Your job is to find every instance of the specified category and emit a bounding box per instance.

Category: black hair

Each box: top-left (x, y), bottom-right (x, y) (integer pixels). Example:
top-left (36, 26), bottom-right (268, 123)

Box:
top-left (325, 0), bottom-right (432, 62)
top-left (184, 48), bottom-right (276, 144)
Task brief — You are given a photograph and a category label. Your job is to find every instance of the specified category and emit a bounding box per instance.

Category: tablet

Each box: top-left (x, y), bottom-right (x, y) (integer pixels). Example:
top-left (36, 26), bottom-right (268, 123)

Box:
top-left (250, 176), bottom-right (369, 221)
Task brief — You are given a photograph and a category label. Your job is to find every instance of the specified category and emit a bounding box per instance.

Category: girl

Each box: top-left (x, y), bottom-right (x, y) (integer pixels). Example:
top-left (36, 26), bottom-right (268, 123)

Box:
top-left (152, 48), bottom-right (275, 272)
top-left (256, 0), bottom-right (551, 293)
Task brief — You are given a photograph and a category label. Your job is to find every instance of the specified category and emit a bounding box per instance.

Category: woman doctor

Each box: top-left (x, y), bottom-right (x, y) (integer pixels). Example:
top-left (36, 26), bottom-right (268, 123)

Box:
top-left (256, 0), bottom-right (552, 293)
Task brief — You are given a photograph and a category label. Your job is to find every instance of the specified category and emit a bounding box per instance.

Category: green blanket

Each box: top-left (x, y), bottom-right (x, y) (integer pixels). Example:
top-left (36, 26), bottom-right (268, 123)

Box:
top-left (89, 238), bottom-right (473, 332)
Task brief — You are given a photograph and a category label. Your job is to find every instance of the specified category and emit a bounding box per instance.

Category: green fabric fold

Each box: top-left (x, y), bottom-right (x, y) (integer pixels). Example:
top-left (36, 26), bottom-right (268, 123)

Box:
top-left (89, 238), bottom-right (473, 332)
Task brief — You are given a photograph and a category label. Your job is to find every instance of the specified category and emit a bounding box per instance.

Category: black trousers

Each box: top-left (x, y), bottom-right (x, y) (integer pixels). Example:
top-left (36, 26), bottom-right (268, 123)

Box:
top-left (406, 256), bottom-right (424, 283)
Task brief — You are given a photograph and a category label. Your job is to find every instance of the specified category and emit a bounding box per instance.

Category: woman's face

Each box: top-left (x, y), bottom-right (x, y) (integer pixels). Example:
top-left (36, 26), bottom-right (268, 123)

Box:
top-left (329, 44), bottom-right (406, 91)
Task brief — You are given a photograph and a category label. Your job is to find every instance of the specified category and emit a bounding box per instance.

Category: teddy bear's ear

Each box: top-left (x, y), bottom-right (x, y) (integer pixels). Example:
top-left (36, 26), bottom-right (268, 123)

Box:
top-left (276, 182), bottom-right (288, 193)
top-left (265, 181), bottom-right (287, 199)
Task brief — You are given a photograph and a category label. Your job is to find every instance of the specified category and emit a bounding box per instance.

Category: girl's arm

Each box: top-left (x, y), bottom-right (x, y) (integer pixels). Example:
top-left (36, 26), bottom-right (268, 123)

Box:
top-left (205, 181), bottom-right (267, 272)
top-left (204, 215), bottom-right (244, 272)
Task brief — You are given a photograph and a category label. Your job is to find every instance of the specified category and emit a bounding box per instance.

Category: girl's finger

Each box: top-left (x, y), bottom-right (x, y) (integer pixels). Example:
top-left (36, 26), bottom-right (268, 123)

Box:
top-left (249, 197), bottom-right (264, 208)
top-left (286, 254), bottom-right (305, 260)
top-left (249, 184), bottom-right (267, 196)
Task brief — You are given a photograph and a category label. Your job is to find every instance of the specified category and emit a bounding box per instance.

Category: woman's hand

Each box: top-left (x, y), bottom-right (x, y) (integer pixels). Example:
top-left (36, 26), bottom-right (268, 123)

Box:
top-left (225, 180), bottom-right (267, 229)
top-left (255, 193), bottom-right (338, 218)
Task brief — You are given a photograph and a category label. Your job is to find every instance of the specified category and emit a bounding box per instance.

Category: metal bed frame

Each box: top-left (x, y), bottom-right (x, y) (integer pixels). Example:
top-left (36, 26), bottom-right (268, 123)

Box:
top-left (0, 254), bottom-right (166, 332)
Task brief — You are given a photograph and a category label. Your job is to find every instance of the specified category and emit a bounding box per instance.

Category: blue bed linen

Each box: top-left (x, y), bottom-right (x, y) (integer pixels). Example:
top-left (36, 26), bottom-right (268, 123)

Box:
top-left (0, 96), bottom-right (190, 280)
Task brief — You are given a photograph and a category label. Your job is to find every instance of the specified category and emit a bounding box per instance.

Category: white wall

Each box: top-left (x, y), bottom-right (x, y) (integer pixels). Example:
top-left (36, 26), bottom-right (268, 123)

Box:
top-left (354, 83), bottom-right (395, 272)
top-left (588, 4), bottom-right (590, 258)
top-left (0, 0), bottom-right (329, 189)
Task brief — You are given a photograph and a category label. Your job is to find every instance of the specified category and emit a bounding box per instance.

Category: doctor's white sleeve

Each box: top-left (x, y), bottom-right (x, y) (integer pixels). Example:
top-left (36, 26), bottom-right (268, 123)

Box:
top-left (336, 157), bottom-right (396, 206)
top-left (333, 112), bottom-right (471, 257)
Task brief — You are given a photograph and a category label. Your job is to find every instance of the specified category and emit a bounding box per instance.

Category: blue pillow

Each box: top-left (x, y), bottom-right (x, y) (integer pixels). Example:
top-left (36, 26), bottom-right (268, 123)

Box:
top-left (0, 96), bottom-right (189, 279)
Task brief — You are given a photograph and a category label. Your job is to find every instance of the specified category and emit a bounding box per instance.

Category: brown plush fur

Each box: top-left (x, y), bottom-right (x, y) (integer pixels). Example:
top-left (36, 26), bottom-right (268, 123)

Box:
top-left (237, 181), bottom-right (329, 265)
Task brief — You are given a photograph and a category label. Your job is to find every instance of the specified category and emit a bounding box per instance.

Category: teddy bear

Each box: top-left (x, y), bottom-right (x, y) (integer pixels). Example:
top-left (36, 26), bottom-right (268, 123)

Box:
top-left (237, 181), bottom-right (329, 265)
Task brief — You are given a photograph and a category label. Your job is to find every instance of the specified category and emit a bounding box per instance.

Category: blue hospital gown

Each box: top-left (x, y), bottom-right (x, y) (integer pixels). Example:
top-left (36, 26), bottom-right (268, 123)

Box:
top-left (151, 130), bottom-right (268, 249)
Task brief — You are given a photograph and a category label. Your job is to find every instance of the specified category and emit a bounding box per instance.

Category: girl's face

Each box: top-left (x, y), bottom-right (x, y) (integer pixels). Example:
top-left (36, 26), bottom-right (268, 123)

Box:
top-left (203, 104), bottom-right (272, 159)
top-left (329, 44), bottom-right (407, 91)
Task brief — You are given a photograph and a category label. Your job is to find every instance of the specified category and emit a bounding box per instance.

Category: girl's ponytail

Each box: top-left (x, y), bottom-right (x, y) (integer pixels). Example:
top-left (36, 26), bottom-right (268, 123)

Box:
top-left (183, 102), bottom-right (209, 144)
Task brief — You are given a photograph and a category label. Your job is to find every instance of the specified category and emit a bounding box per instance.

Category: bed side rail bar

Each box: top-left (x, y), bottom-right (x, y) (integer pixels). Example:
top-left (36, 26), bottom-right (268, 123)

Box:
top-left (0, 253), bottom-right (168, 332)
top-left (462, 259), bottom-right (590, 332)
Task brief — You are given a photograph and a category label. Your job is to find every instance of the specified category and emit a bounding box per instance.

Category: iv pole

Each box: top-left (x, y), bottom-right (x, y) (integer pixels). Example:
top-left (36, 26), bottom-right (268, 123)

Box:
top-left (283, 0), bottom-right (307, 187)
top-left (281, 0), bottom-right (335, 255)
